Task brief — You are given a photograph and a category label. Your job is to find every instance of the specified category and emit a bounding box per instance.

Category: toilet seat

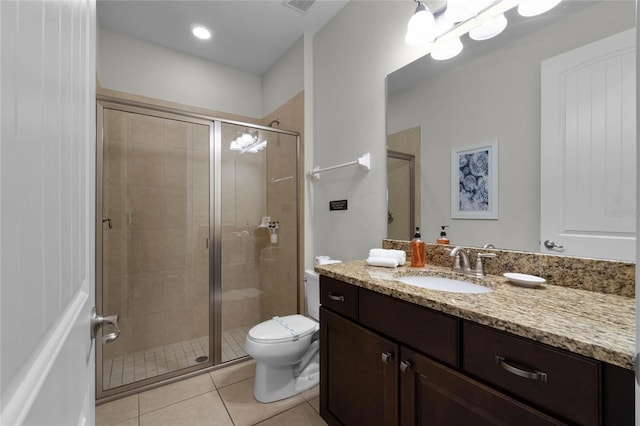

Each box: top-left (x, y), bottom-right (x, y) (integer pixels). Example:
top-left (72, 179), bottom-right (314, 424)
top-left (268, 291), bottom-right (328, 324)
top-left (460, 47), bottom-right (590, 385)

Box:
top-left (248, 314), bottom-right (318, 344)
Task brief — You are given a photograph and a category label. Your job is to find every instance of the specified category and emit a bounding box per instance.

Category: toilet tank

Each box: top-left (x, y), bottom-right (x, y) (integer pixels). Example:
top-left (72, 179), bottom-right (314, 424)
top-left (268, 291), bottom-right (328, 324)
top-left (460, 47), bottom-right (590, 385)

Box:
top-left (304, 269), bottom-right (320, 321)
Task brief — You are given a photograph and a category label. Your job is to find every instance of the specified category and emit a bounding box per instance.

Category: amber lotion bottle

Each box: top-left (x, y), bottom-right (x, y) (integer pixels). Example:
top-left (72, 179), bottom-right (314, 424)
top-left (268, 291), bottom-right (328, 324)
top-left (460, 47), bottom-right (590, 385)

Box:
top-left (410, 227), bottom-right (426, 267)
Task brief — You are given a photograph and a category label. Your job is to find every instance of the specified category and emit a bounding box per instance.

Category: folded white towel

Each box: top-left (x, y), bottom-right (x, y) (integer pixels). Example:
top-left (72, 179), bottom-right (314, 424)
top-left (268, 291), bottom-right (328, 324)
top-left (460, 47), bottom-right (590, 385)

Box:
top-left (318, 259), bottom-right (342, 265)
top-left (366, 257), bottom-right (399, 268)
top-left (368, 249), bottom-right (406, 266)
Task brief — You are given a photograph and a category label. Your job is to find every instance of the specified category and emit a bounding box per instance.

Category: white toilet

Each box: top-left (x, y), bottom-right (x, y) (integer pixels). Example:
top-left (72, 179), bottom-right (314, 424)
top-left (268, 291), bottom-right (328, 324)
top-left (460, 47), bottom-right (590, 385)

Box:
top-left (244, 269), bottom-right (320, 403)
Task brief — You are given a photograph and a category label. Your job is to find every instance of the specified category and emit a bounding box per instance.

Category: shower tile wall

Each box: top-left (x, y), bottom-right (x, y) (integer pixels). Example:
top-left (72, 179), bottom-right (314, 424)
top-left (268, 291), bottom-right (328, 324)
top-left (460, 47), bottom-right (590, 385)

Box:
top-left (262, 132), bottom-right (298, 320)
top-left (102, 109), bottom-right (210, 364)
top-left (263, 93), bottom-right (303, 318)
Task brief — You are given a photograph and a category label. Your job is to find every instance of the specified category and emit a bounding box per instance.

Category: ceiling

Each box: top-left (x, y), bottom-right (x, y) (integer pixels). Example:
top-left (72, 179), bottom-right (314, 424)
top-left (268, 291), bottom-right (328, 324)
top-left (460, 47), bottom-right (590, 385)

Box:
top-left (97, 0), bottom-right (349, 75)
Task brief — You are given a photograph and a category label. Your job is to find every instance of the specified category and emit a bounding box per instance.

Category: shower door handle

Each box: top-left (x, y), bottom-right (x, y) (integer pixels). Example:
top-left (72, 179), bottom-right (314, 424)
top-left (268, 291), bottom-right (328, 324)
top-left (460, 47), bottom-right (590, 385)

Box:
top-left (90, 307), bottom-right (121, 344)
top-left (102, 217), bottom-right (112, 229)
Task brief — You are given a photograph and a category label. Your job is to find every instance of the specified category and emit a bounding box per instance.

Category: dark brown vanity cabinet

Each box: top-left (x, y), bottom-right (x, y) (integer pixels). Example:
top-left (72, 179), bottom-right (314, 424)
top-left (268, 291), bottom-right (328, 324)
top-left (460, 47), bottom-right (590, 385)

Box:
top-left (319, 275), bottom-right (634, 426)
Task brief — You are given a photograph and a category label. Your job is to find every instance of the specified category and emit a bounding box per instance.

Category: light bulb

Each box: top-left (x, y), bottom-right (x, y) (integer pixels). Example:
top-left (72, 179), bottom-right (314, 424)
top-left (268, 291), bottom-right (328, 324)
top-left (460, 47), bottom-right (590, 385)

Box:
top-left (191, 25), bottom-right (211, 40)
top-left (241, 133), bottom-right (254, 145)
top-left (445, 0), bottom-right (494, 23)
top-left (229, 139), bottom-right (242, 151)
top-left (431, 37), bottom-right (463, 61)
top-left (518, 0), bottom-right (562, 17)
top-left (469, 13), bottom-right (508, 41)
top-left (405, 2), bottom-right (437, 47)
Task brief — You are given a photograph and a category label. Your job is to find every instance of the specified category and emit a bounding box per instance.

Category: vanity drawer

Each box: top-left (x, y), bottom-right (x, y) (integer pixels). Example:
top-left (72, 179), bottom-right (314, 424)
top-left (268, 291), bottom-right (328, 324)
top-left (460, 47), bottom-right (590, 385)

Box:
top-left (463, 321), bottom-right (600, 425)
top-left (359, 289), bottom-right (458, 367)
top-left (320, 276), bottom-right (358, 321)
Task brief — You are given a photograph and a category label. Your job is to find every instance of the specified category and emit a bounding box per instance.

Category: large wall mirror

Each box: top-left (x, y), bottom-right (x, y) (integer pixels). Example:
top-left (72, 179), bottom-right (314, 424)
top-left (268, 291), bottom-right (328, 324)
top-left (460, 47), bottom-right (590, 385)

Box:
top-left (386, 0), bottom-right (636, 260)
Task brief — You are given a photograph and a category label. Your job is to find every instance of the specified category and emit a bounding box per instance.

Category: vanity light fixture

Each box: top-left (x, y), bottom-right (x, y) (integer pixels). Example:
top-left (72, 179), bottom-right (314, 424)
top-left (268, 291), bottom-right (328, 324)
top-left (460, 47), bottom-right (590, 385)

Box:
top-left (405, 0), bottom-right (437, 47)
top-left (191, 25), bottom-right (212, 40)
top-left (405, 0), bottom-right (563, 59)
top-left (517, 0), bottom-right (562, 17)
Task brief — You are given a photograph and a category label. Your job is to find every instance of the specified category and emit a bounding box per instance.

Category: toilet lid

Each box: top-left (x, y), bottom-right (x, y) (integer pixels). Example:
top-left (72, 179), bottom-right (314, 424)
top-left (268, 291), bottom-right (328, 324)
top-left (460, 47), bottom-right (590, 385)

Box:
top-left (248, 314), bottom-right (318, 344)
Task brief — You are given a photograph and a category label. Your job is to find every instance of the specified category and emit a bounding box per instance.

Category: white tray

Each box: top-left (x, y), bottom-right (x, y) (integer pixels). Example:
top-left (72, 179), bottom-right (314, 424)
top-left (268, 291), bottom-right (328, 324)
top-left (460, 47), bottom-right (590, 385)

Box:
top-left (503, 272), bottom-right (546, 288)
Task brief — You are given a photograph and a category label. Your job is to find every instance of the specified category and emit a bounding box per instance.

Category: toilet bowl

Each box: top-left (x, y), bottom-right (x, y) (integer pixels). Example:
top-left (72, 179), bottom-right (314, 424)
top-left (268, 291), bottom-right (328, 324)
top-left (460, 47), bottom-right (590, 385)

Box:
top-left (244, 270), bottom-right (320, 403)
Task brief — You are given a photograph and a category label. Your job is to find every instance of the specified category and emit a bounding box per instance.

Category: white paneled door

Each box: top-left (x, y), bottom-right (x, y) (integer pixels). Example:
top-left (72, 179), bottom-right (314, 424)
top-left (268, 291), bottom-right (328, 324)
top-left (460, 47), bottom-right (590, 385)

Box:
top-left (541, 28), bottom-right (636, 261)
top-left (1, 1), bottom-right (97, 425)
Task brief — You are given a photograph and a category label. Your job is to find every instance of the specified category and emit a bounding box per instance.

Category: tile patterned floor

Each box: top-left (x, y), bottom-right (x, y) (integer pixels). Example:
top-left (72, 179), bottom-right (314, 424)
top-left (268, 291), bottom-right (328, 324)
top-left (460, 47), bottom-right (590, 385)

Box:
top-left (104, 327), bottom-right (252, 390)
top-left (96, 359), bottom-right (327, 426)
top-left (221, 326), bottom-right (253, 363)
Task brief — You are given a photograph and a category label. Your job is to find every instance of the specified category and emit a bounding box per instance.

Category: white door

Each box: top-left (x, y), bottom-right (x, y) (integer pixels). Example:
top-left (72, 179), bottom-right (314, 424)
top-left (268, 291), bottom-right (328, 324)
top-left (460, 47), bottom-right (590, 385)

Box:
top-left (0, 1), bottom-right (97, 425)
top-left (541, 28), bottom-right (636, 261)
top-left (387, 152), bottom-right (415, 240)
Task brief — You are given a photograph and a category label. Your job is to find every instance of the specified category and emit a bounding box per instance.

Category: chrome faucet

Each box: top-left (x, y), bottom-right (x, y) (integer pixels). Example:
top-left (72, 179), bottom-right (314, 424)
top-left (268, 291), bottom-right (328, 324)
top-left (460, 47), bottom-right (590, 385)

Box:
top-left (449, 246), bottom-right (496, 277)
top-left (449, 246), bottom-right (471, 275)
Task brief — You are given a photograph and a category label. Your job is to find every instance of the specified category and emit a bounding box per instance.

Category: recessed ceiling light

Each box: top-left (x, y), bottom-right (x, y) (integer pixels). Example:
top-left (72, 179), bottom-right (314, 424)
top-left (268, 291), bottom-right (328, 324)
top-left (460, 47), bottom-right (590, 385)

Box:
top-left (192, 25), bottom-right (212, 40)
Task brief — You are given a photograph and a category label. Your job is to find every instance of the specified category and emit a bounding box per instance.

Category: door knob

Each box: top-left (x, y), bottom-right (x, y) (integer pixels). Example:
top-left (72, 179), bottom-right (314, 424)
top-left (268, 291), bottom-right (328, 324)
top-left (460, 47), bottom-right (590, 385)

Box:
top-left (543, 240), bottom-right (564, 250)
top-left (90, 307), bottom-right (121, 343)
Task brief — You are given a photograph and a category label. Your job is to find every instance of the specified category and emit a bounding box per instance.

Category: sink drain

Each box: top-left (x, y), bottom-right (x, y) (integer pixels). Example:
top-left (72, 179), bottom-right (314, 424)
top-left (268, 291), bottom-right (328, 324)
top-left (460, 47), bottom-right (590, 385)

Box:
top-left (195, 356), bottom-right (209, 363)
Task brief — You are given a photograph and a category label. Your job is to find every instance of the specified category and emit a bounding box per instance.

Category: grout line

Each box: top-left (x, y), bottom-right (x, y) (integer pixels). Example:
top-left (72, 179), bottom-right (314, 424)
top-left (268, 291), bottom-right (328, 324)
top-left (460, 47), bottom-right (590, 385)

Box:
top-left (217, 388), bottom-right (237, 426)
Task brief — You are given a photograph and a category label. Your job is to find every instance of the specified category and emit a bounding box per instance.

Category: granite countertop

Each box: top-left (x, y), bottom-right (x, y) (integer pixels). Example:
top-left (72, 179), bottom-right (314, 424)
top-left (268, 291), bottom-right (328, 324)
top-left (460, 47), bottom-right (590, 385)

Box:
top-left (315, 260), bottom-right (635, 370)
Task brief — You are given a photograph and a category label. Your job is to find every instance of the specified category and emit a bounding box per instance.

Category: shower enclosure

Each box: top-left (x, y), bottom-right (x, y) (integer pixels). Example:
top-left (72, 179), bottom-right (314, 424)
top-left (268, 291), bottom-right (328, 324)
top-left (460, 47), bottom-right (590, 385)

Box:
top-left (96, 99), bottom-right (300, 400)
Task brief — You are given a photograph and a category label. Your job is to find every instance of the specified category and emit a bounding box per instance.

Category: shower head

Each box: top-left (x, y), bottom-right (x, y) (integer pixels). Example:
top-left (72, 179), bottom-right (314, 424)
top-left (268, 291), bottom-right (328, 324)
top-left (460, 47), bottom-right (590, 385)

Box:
top-left (268, 119), bottom-right (280, 128)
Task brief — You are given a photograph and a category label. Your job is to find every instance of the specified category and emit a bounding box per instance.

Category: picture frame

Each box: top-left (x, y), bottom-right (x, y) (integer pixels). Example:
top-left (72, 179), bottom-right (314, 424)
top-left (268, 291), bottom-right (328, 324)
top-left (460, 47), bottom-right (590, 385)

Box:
top-left (451, 141), bottom-right (499, 219)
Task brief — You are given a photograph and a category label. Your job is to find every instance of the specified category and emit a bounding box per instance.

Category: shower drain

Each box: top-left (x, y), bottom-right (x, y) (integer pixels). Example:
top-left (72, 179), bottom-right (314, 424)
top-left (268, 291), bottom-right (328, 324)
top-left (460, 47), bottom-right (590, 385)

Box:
top-left (195, 356), bottom-right (209, 363)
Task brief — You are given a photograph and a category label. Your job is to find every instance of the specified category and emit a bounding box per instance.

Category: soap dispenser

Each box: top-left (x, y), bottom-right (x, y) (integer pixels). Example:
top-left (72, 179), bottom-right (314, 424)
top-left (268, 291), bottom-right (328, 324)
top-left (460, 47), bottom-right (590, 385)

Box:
top-left (410, 227), bottom-right (426, 267)
top-left (437, 226), bottom-right (450, 245)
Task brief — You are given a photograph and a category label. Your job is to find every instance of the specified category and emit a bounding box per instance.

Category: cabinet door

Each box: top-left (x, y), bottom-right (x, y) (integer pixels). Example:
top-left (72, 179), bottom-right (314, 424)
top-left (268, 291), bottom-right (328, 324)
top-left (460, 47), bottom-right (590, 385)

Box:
top-left (320, 307), bottom-right (398, 426)
top-left (399, 347), bottom-right (565, 426)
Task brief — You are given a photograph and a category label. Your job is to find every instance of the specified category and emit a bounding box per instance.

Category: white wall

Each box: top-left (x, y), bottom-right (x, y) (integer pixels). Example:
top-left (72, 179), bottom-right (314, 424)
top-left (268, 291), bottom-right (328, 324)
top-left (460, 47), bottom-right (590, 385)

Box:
top-left (262, 36), bottom-right (304, 116)
top-left (387, 2), bottom-right (635, 251)
top-left (97, 29), bottom-right (263, 118)
top-left (311, 1), bottom-right (429, 260)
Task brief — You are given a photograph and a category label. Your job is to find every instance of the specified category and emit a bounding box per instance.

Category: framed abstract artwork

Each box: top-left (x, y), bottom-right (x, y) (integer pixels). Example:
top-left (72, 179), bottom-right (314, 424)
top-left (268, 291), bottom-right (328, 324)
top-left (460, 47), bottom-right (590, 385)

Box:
top-left (451, 141), bottom-right (499, 219)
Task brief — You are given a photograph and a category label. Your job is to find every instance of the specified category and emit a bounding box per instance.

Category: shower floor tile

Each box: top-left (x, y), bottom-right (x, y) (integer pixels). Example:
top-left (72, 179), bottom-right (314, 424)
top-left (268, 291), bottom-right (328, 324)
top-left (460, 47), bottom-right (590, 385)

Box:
top-left (103, 327), bottom-right (252, 390)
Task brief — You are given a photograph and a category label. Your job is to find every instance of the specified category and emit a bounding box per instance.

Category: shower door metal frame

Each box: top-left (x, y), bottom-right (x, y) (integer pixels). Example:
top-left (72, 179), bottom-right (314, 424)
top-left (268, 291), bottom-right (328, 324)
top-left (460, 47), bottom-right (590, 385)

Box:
top-left (95, 96), bottom-right (301, 403)
top-left (95, 100), bottom-right (218, 401)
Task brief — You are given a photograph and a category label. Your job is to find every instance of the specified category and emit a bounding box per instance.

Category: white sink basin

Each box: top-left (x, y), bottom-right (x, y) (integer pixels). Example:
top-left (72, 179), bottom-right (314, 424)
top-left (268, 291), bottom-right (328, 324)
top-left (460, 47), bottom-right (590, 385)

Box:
top-left (395, 275), bottom-right (493, 294)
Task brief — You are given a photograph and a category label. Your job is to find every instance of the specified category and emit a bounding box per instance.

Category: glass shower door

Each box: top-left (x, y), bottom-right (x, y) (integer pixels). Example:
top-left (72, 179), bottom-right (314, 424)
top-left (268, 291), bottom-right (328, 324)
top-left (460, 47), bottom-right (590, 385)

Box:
top-left (97, 103), bottom-right (213, 398)
top-left (218, 122), bottom-right (299, 363)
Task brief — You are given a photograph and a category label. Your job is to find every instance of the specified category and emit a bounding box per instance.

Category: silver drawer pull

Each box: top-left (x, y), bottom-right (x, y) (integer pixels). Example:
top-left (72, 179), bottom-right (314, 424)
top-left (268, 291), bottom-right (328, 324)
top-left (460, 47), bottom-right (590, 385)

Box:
top-left (381, 352), bottom-right (393, 364)
top-left (328, 292), bottom-right (345, 302)
top-left (400, 360), bottom-right (412, 373)
top-left (495, 355), bottom-right (548, 383)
